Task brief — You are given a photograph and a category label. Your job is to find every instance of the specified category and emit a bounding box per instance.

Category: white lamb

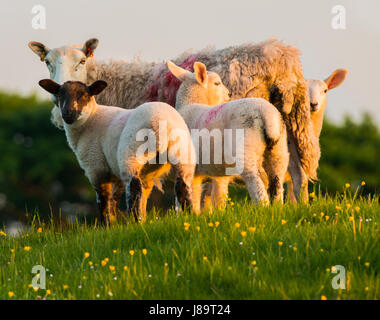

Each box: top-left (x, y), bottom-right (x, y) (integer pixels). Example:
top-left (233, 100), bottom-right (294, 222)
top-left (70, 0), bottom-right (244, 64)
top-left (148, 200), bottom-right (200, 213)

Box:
top-left (286, 68), bottom-right (348, 202)
top-left (38, 79), bottom-right (196, 224)
top-left (167, 61), bottom-right (289, 212)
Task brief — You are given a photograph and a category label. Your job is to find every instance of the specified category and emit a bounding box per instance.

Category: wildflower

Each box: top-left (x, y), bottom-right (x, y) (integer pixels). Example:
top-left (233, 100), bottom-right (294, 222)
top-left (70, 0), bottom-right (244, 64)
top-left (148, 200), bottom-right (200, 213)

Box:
top-left (320, 212), bottom-right (325, 217)
top-left (184, 222), bottom-right (190, 228)
top-left (325, 216), bottom-right (329, 221)
top-left (321, 295), bottom-right (327, 300)
top-left (8, 291), bottom-right (14, 298)
top-left (355, 206), bottom-right (360, 212)
top-left (142, 249), bottom-right (148, 255)
top-left (345, 183), bottom-right (350, 188)
top-left (28, 284), bottom-right (33, 288)
top-left (88, 261), bottom-right (93, 266)
top-left (346, 203), bottom-right (351, 209)
top-left (82, 276), bottom-right (87, 280)
top-left (208, 222), bottom-right (214, 227)
top-left (331, 266), bottom-right (337, 272)
top-left (230, 202), bottom-right (234, 206)
top-left (281, 219), bottom-right (287, 225)
top-left (215, 221), bottom-right (220, 228)
top-left (326, 268), bottom-right (331, 273)
top-left (251, 260), bottom-right (257, 266)
top-left (123, 266), bottom-right (128, 271)
top-left (101, 260), bottom-right (107, 267)
top-left (63, 285), bottom-right (69, 290)
top-left (33, 287), bottom-right (39, 292)
top-left (349, 216), bottom-right (354, 222)
top-left (113, 249), bottom-right (118, 254)
top-left (361, 181), bottom-right (366, 186)
top-left (309, 192), bottom-right (315, 198)
top-left (293, 247), bottom-right (297, 252)
top-left (203, 256), bottom-right (208, 261)
top-left (0, 230), bottom-right (6, 237)
top-left (320, 249), bottom-right (324, 252)
top-left (109, 265), bottom-right (115, 272)
top-left (235, 223), bottom-right (240, 228)
top-left (196, 226), bottom-right (200, 231)
top-left (129, 250), bottom-right (135, 256)
top-left (335, 206), bottom-right (342, 210)
top-left (10, 249), bottom-right (14, 253)
top-left (46, 289), bottom-right (51, 295)
top-left (24, 246), bottom-right (31, 251)
top-left (84, 252), bottom-right (90, 259)
top-left (104, 257), bottom-right (109, 262)
top-left (364, 262), bottom-right (370, 268)
top-left (365, 287), bottom-right (369, 291)
top-left (249, 227), bottom-right (256, 232)
top-left (37, 227), bottom-right (42, 233)
top-left (278, 241), bottom-right (283, 246)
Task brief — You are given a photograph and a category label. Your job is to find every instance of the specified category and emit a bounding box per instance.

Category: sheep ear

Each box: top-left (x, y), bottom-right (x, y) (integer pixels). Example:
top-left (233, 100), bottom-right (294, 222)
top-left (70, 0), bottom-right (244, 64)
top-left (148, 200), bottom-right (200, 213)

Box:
top-left (194, 62), bottom-right (208, 87)
top-left (82, 38), bottom-right (99, 57)
top-left (88, 80), bottom-right (107, 96)
top-left (167, 60), bottom-right (191, 81)
top-left (28, 41), bottom-right (50, 61)
top-left (39, 79), bottom-right (60, 95)
top-left (325, 69), bottom-right (348, 90)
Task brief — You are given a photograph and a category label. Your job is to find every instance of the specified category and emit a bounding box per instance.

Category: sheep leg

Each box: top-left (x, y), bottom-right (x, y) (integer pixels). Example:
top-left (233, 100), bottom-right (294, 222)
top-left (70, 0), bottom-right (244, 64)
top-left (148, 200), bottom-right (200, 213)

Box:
top-left (211, 177), bottom-right (231, 210)
top-left (287, 137), bottom-right (309, 203)
top-left (201, 183), bottom-right (212, 212)
top-left (265, 139), bottom-right (289, 203)
top-left (139, 181), bottom-right (154, 222)
top-left (241, 168), bottom-right (269, 205)
top-left (111, 180), bottom-right (125, 217)
top-left (191, 177), bottom-right (203, 214)
top-left (286, 180), bottom-right (297, 204)
top-left (126, 176), bottom-right (143, 223)
top-left (95, 183), bottom-right (114, 226)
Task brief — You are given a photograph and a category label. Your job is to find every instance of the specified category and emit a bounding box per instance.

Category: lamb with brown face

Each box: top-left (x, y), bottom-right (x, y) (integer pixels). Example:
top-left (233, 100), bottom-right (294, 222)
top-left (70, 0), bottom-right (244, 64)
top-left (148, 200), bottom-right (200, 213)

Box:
top-left (39, 79), bottom-right (196, 225)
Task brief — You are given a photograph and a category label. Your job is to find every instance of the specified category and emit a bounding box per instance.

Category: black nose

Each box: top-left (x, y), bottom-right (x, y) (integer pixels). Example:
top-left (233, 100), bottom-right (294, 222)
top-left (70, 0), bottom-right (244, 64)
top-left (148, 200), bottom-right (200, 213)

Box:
top-left (228, 93), bottom-right (232, 98)
top-left (310, 102), bottom-right (318, 111)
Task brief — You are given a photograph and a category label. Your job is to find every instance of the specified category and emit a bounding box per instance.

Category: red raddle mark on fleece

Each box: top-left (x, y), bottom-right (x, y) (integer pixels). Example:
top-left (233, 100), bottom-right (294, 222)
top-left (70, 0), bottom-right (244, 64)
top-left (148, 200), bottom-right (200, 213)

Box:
top-left (147, 55), bottom-right (199, 107)
top-left (195, 103), bottom-right (227, 129)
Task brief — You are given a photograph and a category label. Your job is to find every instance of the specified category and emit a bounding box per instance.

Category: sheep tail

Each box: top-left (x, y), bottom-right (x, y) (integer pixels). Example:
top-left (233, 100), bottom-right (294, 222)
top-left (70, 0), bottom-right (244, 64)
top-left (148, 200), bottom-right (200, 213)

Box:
top-left (260, 109), bottom-right (283, 150)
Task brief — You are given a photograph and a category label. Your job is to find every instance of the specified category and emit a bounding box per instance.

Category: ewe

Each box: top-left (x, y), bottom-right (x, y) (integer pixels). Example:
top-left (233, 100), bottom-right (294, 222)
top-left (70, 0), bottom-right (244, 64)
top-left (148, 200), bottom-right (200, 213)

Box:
top-left (38, 79), bottom-right (195, 224)
top-left (168, 61), bottom-right (289, 212)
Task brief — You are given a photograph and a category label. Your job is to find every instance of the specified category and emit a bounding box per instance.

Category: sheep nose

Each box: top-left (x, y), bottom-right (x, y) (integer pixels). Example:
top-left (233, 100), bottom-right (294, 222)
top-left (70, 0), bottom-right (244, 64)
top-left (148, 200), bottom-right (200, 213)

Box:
top-left (310, 102), bottom-right (318, 110)
top-left (228, 92), bottom-right (232, 98)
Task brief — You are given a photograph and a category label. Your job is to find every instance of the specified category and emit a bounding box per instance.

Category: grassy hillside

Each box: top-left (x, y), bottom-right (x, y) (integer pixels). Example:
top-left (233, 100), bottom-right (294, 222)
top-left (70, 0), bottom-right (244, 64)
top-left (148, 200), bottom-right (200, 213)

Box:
top-left (1, 190), bottom-right (379, 300)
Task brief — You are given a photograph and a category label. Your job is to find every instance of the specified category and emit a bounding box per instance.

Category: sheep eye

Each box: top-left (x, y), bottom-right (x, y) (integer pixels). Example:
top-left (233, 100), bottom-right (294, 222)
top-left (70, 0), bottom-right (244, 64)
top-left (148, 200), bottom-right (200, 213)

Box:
top-left (45, 60), bottom-right (50, 66)
top-left (80, 59), bottom-right (86, 65)
top-left (324, 89), bottom-right (328, 93)
top-left (214, 82), bottom-right (221, 86)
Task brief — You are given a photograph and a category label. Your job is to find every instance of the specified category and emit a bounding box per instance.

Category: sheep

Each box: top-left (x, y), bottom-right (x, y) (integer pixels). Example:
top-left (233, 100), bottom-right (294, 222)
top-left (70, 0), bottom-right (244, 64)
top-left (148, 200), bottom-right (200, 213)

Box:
top-left (29, 38), bottom-right (317, 202)
top-left (285, 68), bottom-right (348, 202)
top-left (38, 79), bottom-right (196, 225)
top-left (167, 60), bottom-right (289, 211)
top-left (201, 68), bottom-right (349, 207)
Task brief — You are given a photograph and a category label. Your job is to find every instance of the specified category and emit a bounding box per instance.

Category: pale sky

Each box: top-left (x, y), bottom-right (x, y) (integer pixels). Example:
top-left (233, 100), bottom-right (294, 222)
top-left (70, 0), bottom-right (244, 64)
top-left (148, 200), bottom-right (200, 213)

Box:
top-left (0, 0), bottom-right (379, 124)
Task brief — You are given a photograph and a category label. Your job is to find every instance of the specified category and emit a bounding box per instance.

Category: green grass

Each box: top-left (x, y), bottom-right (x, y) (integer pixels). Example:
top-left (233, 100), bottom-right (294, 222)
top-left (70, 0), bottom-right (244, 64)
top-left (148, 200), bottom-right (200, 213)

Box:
top-left (0, 189), bottom-right (379, 300)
